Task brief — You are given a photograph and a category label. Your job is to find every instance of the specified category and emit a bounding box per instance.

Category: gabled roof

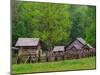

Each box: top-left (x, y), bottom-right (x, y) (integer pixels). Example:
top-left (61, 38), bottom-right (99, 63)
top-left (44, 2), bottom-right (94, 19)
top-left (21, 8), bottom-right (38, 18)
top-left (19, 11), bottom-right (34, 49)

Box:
top-left (65, 37), bottom-right (93, 49)
top-left (76, 37), bottom-right (93, 48)
top-left (15, 38), bottom-right (40, 46)
top-left (76, 37), bottom-right (86, 45)
top-left (53, 46), bottom-right (64, 52)
top-left (87, 44), bottom-right (93, 48)
top-left (83, 44), bottom-right (93, 49)
top-left (73, 44), bottom-right (81, 49)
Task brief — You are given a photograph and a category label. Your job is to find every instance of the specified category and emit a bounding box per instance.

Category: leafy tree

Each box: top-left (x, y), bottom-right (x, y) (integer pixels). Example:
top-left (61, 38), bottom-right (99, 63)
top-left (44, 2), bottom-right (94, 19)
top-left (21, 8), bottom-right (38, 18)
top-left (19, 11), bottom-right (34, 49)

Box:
top-left (12, 1), bottom-right (96, 49)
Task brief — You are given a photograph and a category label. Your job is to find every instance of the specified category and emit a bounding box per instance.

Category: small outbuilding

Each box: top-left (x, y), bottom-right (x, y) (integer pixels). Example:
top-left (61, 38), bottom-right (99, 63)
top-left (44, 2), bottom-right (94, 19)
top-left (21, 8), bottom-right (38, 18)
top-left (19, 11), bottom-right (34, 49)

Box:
top-left (65, 37), bottom-right (93, 51)
top-left (15, 38), bottom-right (42, 57)
top-left (52, 46), bottom-right (65, 56)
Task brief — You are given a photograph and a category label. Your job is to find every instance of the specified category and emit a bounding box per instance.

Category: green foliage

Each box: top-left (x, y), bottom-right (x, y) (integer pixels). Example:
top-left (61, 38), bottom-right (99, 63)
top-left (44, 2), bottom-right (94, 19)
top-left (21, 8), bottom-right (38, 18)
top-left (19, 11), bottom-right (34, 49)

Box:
top-left (12, 1), bottom-right (96, 48)
top-left (85, 7), bottom-right (96, 47)
top-left (12, 57), bottom-right (96, 74)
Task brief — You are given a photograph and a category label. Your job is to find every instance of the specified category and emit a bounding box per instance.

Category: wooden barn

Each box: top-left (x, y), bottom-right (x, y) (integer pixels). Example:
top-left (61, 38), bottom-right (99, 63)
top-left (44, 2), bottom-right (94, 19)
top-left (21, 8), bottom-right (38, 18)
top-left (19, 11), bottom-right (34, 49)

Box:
top-left (65, 37), bottom-right (93, 51)
top-left (15, 38), bottom-right (42, 63)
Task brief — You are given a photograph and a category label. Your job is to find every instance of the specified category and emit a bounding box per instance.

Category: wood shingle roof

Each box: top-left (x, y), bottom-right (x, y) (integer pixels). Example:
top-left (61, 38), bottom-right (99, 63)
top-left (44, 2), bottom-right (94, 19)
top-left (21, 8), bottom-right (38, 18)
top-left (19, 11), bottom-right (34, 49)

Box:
top-left (53, 46), bottom-right (64, 52)
top-left (15, 38), bottom-right (40, 46)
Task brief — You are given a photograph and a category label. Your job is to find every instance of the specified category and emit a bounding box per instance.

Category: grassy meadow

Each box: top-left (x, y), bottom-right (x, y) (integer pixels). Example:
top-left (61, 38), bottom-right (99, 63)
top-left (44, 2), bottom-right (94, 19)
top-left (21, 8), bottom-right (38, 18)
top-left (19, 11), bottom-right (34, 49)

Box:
top-left (12, 56), bottom-right (96, 74)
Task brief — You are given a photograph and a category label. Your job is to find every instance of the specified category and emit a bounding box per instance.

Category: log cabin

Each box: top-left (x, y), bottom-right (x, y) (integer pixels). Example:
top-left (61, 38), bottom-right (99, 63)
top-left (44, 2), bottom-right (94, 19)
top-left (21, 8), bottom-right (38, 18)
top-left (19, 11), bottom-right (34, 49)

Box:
top-left (15, 38), bottom-right (42, 57)
top-left (65, 37), bottom-right (93, 51)
top-left (15, 38), bottom-right (42, 63)
top-left (64, 37), bottom-right (94, 59)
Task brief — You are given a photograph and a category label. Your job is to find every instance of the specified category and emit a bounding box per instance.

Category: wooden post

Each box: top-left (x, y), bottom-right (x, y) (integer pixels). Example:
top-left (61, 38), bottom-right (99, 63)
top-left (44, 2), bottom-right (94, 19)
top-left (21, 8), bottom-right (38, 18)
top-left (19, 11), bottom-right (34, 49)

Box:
top-left (25, 56), bottom-right (31, 63)
top-left (38, 50), bottom-right (41, 62)
top-left (16, 56), bottom-right (20, 64)
top-left (55, 56), bottom-right (57, 61)
top-left (46, 52), bottom-right (48, 62)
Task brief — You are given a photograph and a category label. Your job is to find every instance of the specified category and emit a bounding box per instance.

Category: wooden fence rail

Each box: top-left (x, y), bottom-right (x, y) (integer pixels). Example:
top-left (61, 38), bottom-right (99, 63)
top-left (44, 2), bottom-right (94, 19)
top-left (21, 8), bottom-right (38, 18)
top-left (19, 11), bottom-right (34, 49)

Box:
top-left (14, 48), bottom-right (96, 64)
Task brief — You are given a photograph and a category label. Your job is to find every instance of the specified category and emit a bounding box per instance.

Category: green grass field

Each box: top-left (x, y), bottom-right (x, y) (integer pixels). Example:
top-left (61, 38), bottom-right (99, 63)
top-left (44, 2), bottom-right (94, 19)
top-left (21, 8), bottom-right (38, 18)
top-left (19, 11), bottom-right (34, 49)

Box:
top-left (12, 56), bottom-right (96, 74)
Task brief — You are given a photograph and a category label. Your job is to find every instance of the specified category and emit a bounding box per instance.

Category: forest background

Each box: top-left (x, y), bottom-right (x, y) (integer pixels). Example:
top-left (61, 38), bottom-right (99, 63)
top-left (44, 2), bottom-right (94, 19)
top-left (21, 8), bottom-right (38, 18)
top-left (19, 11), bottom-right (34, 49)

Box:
top-left (12, 0), bottom-right (96, 50)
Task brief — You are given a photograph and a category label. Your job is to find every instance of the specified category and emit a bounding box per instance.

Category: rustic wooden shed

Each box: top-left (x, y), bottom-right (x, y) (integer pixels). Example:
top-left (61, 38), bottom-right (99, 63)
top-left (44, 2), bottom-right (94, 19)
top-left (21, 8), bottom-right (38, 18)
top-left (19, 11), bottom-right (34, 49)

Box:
top-left (15, 38), bottom-right (42, 63)
top-left (52, 46), bottom-right (65, 59)
top-left (47, 46), bottom-right (65, 56)
top-left (65, 37), bottom-right (93, 51)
